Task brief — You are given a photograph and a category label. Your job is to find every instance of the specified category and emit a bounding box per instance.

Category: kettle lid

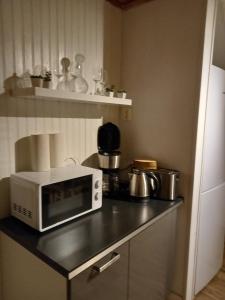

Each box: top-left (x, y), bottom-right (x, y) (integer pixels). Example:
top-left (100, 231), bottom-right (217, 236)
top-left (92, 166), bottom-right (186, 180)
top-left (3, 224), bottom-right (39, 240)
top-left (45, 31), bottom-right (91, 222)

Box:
top-left (131, 168), bottom-right (146, 175)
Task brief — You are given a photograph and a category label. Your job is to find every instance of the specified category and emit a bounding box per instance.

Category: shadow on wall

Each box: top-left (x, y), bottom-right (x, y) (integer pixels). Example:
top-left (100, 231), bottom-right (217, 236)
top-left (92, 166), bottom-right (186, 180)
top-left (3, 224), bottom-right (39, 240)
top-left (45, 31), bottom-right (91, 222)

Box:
top-left (0, 69), bottom-right (108, 121)
top-left (0, 178), bottom-right (10, 219)
top-left (0, 136), bottom-right (32, 218)
top-left (15, 136), bottom-right (32, 172)
top-left (0, 93), bottom-right (105, 119)
top-left (0, 74), bottom-right (120, 121)
top-left (82, 153), bottom-right (99, 169)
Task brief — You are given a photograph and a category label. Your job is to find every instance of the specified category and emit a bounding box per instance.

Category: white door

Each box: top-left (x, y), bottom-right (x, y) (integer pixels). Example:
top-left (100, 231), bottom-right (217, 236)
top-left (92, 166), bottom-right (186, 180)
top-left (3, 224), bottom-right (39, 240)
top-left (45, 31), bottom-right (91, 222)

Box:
top-left (195, 183), bottom-right (225, 293)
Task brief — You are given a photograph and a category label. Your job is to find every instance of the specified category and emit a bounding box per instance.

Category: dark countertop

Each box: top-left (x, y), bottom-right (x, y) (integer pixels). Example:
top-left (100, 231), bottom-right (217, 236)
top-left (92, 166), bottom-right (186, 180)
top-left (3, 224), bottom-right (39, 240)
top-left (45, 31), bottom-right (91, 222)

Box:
top-left (0, 197), bottom-right (182, 279)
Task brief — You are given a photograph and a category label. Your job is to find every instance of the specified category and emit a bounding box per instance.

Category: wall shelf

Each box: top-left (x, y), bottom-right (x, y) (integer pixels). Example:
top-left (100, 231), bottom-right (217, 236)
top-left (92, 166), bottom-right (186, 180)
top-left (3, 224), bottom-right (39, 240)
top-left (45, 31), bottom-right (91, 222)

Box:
top-left (12, 87), bottom-right (132, 106)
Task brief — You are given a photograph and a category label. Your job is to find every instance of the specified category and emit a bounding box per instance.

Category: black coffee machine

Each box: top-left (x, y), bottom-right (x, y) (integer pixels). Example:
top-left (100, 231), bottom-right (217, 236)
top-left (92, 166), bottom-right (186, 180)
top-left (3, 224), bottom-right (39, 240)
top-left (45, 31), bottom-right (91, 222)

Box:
top-left (97, 122), bottom-right (121, 196)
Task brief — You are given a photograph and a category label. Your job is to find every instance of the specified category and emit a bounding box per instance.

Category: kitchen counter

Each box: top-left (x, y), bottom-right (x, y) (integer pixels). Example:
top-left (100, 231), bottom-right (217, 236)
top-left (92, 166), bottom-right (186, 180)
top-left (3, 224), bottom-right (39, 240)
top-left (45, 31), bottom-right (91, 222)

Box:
top-left (0, 197), bottom-right (182, 280)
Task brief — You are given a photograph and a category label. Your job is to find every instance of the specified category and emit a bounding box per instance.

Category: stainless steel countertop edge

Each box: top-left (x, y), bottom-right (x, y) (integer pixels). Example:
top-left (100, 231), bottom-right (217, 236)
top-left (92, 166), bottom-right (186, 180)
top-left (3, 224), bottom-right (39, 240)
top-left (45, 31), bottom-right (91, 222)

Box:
top-left (68, 201), bottom-right (182, 280)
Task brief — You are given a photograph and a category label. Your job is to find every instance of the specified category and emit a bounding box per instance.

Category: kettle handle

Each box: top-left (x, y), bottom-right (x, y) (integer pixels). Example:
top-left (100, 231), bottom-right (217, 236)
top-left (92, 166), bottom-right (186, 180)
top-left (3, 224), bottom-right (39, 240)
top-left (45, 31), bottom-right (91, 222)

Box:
top-left (147, 172), bottom-right (160, 196)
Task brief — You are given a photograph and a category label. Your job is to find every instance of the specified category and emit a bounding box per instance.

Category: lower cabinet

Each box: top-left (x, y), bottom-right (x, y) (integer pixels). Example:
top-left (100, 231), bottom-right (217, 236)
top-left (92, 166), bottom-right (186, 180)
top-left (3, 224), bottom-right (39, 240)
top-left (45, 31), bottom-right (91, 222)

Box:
top-left (70, 211), bottom-right (177, 300)
top-left (1, 209), bottom-right (178, 300)
top-left (70, 243), bottom-right (129, 300)
top-left (129, 211), bottom-right (176, 300)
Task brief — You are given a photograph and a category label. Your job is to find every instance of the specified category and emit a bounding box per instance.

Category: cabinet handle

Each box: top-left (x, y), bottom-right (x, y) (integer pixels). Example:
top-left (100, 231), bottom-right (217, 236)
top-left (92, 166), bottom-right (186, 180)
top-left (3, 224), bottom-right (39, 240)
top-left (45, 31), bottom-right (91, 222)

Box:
top-left (92, 252), bottom-right (120, 273)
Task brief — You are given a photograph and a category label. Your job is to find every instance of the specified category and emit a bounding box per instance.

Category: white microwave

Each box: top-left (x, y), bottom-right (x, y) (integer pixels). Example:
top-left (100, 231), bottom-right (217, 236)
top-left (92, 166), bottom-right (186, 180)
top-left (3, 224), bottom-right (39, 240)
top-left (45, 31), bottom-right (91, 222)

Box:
top-left (10, 165), bottom-right (102, 232)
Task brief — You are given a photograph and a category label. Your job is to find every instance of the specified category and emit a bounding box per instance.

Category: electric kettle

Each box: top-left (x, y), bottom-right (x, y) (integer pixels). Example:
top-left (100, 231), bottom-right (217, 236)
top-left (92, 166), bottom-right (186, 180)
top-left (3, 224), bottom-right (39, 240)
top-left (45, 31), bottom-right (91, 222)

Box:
top-left (128, 169), bottom-right (160, 198)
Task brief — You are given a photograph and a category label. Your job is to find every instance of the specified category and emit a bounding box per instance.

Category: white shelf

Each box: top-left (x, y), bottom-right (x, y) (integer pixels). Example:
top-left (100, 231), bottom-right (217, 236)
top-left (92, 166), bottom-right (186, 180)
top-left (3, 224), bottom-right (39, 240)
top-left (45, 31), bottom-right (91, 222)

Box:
top-left (12, 87), bottom-right (132, 106)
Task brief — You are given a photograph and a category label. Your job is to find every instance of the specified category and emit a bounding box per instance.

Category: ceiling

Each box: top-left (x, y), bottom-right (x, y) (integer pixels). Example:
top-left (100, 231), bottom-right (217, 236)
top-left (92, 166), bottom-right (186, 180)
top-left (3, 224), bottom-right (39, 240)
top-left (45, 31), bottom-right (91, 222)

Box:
top-left (107, 0), bottom-right (154, 10)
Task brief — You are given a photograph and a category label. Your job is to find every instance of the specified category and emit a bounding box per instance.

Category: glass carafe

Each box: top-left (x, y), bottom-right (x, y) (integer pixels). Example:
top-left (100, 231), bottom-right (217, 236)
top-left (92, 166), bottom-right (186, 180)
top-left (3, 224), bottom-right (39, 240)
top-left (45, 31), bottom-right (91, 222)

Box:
top-left (73, 54), bottom-right (88, 93)
top-left (57, 57), bottom-right (74, 92)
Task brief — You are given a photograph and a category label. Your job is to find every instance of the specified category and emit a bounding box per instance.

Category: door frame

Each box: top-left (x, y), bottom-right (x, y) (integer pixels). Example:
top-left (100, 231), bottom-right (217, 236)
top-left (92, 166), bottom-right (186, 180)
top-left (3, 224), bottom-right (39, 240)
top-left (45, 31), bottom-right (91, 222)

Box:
top-left (185, 1), bottom-right (218, 299)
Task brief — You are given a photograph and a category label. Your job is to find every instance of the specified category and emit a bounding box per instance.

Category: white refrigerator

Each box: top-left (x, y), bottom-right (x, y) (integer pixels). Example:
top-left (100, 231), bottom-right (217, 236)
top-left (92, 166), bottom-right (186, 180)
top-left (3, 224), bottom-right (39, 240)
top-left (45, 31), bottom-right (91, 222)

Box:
top-left (195, 65), bottom-right (225, 294)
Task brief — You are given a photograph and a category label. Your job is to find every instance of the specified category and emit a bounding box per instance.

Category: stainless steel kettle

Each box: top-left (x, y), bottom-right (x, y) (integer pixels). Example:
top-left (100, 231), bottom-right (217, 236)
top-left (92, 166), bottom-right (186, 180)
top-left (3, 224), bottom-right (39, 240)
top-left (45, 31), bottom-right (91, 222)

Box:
top-left (128, 169), bottom-right (160, 198)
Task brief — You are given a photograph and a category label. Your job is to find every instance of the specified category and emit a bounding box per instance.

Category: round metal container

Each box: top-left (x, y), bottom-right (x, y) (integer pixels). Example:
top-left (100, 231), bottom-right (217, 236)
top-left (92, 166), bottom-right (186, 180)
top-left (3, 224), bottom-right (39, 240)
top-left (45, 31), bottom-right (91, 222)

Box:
top-left (98, 152), bottom-right (121, 169)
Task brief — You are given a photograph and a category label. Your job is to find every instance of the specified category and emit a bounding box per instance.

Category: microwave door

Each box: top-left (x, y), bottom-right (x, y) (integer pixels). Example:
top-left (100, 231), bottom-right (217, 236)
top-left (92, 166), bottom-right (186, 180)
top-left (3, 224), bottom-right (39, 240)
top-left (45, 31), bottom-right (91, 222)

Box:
top-left (42, 175), bottom-right (93, 230)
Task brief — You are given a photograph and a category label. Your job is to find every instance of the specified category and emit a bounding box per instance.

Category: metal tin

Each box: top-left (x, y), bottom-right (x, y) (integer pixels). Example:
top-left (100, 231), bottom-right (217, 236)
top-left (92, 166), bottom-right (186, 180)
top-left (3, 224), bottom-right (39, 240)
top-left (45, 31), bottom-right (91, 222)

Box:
top-left (152, 169), bottom-right (180, 200)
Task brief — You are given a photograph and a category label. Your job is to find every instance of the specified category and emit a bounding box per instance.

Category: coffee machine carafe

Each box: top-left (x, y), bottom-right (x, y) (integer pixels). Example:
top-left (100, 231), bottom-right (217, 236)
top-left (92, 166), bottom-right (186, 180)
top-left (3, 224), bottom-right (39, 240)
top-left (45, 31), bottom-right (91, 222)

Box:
top-left (97, 122), bottom-right (121, 196)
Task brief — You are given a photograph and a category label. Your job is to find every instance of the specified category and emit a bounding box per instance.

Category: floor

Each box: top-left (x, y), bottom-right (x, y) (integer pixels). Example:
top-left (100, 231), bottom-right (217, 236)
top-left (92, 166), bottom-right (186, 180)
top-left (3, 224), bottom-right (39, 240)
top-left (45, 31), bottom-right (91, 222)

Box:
top-left (195, 253), bottom-right (225, 300)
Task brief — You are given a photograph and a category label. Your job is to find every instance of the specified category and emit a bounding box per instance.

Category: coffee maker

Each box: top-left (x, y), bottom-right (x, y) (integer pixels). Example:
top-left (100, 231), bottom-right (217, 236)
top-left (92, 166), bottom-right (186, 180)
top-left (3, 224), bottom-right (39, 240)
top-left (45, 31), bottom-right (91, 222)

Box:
top-left (97, 122), bottom-right (121, 196)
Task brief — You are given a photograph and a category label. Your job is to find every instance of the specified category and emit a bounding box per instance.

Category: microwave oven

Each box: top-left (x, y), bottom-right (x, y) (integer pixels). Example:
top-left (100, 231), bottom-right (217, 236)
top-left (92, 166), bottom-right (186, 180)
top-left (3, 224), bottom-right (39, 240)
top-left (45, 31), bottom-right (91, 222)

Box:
top-left (10, 165), bottom-right (102, 232)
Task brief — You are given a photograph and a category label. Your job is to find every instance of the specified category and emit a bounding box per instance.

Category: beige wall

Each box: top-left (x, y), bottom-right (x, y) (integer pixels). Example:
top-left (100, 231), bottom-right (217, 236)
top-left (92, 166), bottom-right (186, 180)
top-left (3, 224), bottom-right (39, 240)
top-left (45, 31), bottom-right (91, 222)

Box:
top-left (102, 1), bottom-right (123, 127)
top-left (120, 0), bottom-right (207, 295)
top-left (213, 0), bottom-right (225, 69)
top-left (104, 1), bottom-right (123, 90)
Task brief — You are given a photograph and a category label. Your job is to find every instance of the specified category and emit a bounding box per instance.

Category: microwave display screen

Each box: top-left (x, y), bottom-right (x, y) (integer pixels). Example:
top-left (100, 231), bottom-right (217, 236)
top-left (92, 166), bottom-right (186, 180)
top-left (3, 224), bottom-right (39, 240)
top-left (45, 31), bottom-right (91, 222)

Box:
top-left (42, 175), bottom-right (92, 229)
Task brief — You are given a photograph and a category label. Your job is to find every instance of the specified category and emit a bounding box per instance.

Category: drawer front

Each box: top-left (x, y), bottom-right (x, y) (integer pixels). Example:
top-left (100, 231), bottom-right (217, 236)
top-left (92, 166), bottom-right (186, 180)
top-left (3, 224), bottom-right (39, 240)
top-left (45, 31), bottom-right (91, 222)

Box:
top-left (70, 243), bottom-right (129, 300)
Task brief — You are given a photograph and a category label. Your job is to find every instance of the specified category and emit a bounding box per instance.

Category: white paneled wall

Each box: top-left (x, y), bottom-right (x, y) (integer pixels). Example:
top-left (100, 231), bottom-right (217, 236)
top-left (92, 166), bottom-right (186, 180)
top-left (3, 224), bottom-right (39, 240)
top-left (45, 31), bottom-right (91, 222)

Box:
top-left (0, 0), bottom-right (121, 218)
top-left (0, 0), bottom-right (103, 92)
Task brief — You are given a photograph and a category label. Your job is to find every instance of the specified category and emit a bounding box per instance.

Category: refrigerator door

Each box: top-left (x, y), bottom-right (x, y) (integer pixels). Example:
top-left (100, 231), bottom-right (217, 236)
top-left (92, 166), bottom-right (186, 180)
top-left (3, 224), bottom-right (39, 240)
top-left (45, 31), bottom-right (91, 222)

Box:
top-left (201, 66), bottom-right (225, 192)
top-left (195, 183), bottom-right (225, 294)
top-left (195, 66), bottom-right (225, 294)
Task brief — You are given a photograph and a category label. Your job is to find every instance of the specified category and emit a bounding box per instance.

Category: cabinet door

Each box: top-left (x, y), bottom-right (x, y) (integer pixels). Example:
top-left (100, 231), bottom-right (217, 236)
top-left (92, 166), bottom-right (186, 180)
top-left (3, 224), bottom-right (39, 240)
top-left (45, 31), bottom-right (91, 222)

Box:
top-left (201, 65), bottom-right (225, 192)
top-left (70, 243), bottom-right (128, 300)
top-left (129, 211), bottom-right (177, 300)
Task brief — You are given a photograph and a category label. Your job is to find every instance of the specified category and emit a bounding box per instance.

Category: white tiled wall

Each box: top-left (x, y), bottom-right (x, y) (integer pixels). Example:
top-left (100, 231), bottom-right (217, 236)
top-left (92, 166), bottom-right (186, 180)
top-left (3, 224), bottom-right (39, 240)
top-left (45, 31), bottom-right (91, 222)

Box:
top-left (0, 0), bottom-right (120, 218)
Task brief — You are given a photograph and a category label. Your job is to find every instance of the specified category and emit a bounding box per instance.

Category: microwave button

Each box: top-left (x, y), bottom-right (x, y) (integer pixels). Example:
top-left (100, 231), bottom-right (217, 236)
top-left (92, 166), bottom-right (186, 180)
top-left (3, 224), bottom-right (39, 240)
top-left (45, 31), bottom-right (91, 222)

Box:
top-left (94, 192), bottom-right (99, 201)
top-left (95, 180), bottom-right (100, 189)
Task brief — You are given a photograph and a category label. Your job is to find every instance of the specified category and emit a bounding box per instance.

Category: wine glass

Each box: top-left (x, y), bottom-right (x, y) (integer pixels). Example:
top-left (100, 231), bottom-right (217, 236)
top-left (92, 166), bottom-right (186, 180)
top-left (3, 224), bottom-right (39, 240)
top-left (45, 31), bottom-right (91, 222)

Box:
top-left (92, 67), bottom-right (102, 95)
top-left (92, 68), bottom-right (108, 95)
